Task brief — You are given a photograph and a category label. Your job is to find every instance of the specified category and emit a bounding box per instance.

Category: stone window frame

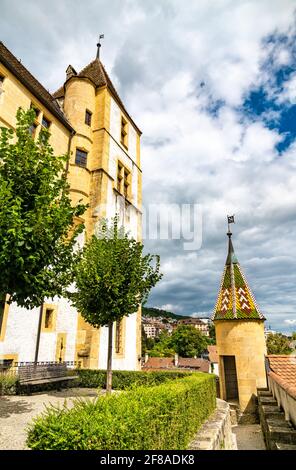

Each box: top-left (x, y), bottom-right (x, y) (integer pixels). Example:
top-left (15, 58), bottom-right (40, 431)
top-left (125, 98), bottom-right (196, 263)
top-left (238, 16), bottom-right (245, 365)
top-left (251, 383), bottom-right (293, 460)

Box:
top-left (115, 317), bottom-right (126, 357)
top-left (41, 303), bottom-right (57, 333)
top-left (120, 115), bottom-right (129, 150)
top-left (116, 159), bottom-right (131, 200)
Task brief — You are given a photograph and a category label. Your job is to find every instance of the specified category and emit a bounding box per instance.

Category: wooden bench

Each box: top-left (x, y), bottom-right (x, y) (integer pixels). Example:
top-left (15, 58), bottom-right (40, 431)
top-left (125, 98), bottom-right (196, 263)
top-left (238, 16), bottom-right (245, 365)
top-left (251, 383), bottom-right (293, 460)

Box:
top-left (18, 362), bottom-right (78, 388)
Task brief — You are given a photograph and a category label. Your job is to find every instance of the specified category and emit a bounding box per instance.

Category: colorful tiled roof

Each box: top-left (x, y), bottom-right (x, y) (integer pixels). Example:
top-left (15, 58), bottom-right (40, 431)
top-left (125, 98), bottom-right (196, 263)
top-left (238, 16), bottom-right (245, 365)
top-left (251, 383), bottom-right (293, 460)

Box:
top-left (212, 231), bottom-right (265, 321)
top-left (53, 58), bottom-right (141, 135)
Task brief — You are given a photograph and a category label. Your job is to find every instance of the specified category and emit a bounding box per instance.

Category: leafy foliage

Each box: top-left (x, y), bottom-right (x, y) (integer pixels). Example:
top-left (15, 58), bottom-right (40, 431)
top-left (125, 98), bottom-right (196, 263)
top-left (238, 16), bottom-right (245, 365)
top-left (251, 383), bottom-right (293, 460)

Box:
top-left (149, 325), bottom-right (209, 357)
top-left (170, 325), bottom-right (209, 357)
top-left (27, 373), bottom-right (216, 450)
top-left (142, 306), bottom-right (191, 320)
top-left (75, 368), bottom-right (192, 389)
top-left (69, 217), bottom-right (162, 326)
top-left (0, 109), bottom-right (86, 307)
top-left (0, 373), bottom-right (19, 395)
top-left (266, 333), bottom-right (292, 355)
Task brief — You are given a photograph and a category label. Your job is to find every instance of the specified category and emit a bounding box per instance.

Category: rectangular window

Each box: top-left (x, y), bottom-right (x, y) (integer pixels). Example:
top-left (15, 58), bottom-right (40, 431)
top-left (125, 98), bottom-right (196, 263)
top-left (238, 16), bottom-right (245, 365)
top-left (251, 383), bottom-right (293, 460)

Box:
top-left (117, 163), bottom-right (123, 192)
top-left (116, 162), bottom-right (130, 198)
top-left (42, 116), bottom-right (51, 129)
top-left (115, 320), bottom-right (123, 354)
top-left (0, 75), bottom-right (4, 94)
top-left (75, 148), bottom-right (88, 167)
top-left (120, 116), bottom-right (128, 148)
top-left (123, 169), bottom-right (130, 198)
top-left (29, 122), bottom-right (38, 138)
top-left (30, 103), bottom-right (40, 118)
top-left (85, 110), bottom-right (92, 126)
top-left (44, 308), bottom-right (54, 329)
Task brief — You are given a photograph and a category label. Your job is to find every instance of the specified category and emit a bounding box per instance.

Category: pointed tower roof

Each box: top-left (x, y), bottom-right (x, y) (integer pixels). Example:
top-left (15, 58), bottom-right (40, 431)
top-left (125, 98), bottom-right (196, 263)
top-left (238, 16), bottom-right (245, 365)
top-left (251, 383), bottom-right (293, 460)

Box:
top-left (53, 58), bottom-right (141, 135)
top-left (212, 227), bottom-right (265, 321)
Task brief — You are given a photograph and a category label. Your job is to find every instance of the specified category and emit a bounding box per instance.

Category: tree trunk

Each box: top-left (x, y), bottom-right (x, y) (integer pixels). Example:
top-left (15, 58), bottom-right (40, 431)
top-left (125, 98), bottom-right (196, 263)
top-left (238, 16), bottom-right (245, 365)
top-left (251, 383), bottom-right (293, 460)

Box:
top-left (106, 321), bottom-right (113, 394)
top-left (34, 303), bottom-right (44, 364)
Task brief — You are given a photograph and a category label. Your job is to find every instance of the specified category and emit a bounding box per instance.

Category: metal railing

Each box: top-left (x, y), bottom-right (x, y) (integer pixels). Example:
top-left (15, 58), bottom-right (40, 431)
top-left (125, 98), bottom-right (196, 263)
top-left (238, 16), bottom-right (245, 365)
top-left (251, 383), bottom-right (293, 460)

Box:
top-left (0, 360), bottom-right (81, 375)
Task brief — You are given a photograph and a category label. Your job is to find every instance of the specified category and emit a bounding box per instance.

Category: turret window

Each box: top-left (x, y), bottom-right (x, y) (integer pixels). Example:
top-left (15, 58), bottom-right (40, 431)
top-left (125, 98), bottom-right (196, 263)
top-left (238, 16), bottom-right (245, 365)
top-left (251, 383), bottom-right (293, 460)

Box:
top-left (75, 148), bottom-right (88, 167)
top-left (85, 110), bottom-right (92, 126)
top-left (42, 116), bottom-right (51, 129)
top-left (0, 75), bottom-right (5, 95)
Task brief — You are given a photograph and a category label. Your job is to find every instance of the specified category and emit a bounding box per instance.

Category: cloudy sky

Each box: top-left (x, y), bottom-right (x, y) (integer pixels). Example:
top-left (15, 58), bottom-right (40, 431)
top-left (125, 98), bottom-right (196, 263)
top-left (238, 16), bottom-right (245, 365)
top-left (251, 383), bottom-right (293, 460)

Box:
top-left (1, 0), bottom-right (296, 332)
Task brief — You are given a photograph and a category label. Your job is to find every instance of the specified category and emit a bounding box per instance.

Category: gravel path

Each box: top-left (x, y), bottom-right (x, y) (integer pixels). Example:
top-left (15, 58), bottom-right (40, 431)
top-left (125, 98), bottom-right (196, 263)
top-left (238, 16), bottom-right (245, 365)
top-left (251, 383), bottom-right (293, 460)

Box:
top-left (0, 388), bottom-right (100, 450)
top-left (233, 424), bottom-right (266, 450)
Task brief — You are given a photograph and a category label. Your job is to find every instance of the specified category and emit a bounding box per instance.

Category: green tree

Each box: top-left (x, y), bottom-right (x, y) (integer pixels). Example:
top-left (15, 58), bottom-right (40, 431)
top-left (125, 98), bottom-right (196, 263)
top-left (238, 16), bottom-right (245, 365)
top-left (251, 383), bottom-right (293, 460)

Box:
top-left (291, 332), bottom-right (296, 341)
top-left (0, 109), bottom-right (86, 309)
top-left (208, 322), bottom-right (216, 344)
top-left (266, 333), bottom-right (292, 355)
top-left (170, 325), bottom-right (208, 357)
top-left (149, 331), bottom-right (175, 357)
top-left (69, 217), bottom-right (162, 392)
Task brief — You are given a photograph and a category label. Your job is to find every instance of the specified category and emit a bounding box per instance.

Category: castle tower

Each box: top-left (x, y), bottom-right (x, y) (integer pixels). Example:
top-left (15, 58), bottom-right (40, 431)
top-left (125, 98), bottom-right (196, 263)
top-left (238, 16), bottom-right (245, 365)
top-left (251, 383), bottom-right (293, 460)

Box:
top-left (213, 223), bottom-right (267, 418)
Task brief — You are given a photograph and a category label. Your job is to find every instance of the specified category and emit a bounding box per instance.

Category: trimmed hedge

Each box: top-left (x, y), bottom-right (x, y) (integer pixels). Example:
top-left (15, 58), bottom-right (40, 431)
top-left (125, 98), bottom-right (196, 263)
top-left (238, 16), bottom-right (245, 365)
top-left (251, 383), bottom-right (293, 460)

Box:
top-left (27, 373), bottom-right (216, 450)
top-left (75, 368), bottom-right (192, 389)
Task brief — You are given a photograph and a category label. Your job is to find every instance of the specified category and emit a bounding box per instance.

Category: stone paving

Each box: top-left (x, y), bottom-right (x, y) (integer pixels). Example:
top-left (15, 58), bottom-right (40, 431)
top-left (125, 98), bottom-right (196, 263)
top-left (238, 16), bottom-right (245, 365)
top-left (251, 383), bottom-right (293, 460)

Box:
top-left (232, 424), bottom-right (266, 450)
top-left (0, 388), bottom-right (99, 450)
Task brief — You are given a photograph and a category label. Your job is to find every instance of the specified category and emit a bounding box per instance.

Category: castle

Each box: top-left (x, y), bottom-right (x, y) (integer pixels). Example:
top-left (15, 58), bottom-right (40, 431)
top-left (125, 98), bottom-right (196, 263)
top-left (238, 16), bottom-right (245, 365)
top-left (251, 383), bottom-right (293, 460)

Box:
top-left (0, 41), bottom-right (142, 370)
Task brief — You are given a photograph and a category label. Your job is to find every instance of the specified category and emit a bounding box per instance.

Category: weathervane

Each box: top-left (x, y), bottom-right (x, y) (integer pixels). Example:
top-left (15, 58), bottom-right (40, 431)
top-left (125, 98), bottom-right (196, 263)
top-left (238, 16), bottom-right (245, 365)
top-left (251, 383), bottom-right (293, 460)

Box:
top-left (227, 214), bottom-right (235, 235)
top-left (96, 34), bottom-right (104, 60)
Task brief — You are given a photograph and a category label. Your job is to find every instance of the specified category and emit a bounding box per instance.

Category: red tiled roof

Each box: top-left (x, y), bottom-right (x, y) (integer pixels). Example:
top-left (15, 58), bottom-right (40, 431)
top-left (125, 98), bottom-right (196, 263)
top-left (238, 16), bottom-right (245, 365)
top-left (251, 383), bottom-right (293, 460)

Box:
top-left (178, 358), bottom-right (210, 372)
top-left (0, 42), bottom-right (73, 132)
top-left (267, 355), bottom-right (296, 387)
top-left (53, 58), bottom-right (141, 135)
top-left (143, 357), bottom-right (175, 369)
top-left (143, 356), bottom-right (210, 372)
top-left (207, 345), bottom-right (218, 363)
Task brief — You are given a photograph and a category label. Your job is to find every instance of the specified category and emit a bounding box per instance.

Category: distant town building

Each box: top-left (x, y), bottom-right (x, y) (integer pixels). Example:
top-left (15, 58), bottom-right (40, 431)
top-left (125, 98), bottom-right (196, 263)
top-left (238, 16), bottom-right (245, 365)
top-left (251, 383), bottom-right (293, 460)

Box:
top-left (143, 322), bottom-right (165, 339)
top-left (178, 318), bottom-right (210, 336)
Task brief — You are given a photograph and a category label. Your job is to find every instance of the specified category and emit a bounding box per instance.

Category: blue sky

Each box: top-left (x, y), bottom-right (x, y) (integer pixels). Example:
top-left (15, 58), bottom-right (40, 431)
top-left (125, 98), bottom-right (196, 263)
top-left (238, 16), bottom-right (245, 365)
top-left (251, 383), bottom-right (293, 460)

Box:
top-left (1, 0), bottom-right (296, 333)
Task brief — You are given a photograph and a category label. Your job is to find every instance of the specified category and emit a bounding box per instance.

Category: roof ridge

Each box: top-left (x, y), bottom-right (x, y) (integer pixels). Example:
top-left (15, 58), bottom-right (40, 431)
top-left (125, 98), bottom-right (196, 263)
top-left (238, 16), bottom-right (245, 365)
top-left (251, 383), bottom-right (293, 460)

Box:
top-left (0, 41), bottom-right (73, 132)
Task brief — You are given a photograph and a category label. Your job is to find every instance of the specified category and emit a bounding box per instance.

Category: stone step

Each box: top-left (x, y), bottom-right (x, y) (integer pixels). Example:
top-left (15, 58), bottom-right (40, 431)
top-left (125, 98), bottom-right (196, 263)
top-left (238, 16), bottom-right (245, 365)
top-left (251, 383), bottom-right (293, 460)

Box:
top-left (258, 396), bottom-right (278, 406)
top-left (274, 442), bottom-right (296, 450)
top-left (257, 390), bottom-right (273, 397)
top-left (267, 424), bottom-right (296, 445)
top-left (261, 405), bottom-right (285, 419)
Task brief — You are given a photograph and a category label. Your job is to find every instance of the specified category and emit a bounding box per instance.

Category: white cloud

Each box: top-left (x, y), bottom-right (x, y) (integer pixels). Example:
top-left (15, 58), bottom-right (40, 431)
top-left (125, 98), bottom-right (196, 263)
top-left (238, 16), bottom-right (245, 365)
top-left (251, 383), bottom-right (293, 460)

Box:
top-left (1, 0), bottom-right (296, 332)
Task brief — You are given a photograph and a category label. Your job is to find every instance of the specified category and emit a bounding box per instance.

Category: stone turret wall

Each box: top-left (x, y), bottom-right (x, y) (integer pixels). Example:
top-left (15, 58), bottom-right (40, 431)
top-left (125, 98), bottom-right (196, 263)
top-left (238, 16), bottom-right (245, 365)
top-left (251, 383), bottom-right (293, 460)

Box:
top-left (215, 319), bottom-right (267, 414)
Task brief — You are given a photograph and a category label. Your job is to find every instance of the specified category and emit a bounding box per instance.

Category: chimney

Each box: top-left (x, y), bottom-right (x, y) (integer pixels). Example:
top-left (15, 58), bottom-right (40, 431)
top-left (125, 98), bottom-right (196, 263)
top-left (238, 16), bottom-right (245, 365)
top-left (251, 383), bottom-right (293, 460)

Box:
top-left (174, 353), bottom-right (179, 367)
top-left (144, 353), bottom-right (149, 364)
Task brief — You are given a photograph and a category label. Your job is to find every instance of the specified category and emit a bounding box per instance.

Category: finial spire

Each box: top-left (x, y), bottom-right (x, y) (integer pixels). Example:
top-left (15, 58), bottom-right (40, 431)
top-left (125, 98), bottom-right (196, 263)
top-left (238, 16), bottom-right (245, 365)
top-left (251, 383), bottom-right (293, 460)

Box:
top-left (96, 34), bottom-right (104, 60)
top-left (226, 215), bottom-right (238, 265)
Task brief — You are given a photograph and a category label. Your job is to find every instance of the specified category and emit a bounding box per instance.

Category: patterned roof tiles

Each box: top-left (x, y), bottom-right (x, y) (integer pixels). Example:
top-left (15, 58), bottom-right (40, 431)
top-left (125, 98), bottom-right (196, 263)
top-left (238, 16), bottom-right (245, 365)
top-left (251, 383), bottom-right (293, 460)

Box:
top-left (212, 231), bottom-right (265, 321)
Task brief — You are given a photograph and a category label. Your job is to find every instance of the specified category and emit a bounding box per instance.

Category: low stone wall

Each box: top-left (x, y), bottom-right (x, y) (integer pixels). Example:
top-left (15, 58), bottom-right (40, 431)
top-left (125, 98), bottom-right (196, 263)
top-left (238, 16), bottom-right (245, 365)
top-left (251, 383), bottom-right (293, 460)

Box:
top-left (188, 398), bottom-right (237, 450)
top-left (258, 388), bottom-right (296, 450)
top-left (268, 372), bottom-right (296, 428)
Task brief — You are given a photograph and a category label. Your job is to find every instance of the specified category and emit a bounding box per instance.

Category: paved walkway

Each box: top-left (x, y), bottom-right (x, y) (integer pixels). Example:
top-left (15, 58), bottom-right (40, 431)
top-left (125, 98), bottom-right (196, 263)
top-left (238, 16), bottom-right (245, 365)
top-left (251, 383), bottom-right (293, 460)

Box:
top-left (0, 388), bottom-right (99, 450)
top-left (233, 424), bottom-right (266, 450)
